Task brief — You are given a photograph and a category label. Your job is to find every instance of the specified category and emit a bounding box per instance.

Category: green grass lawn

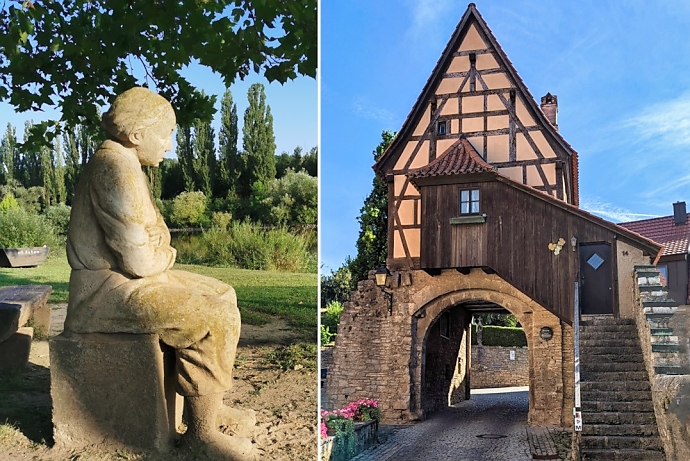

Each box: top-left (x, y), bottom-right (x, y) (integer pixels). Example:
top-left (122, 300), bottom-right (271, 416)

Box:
top-left (0, 256), bottom-right (317, 340)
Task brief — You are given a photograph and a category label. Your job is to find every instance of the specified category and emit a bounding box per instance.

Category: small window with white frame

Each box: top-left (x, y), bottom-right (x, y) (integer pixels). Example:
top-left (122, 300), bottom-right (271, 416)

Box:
top-left (459, 189), bottom-right (480, 214)
top-left (437, 121), bottom-right (447, 135)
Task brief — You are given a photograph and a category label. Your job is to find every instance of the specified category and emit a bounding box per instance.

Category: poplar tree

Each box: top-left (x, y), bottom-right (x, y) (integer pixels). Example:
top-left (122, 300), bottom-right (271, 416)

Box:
top-left (176, 125), bottom-right (195, 192)
top-left (53, 139), bottom-right (67, 204)
top-left (144, 166), bottom-right (163, 200)
top-left (0, 123), bottom-right (16, 185)
top-left (40, 144), bottom-right (55, 206)
top-left (63, 129), bottom-right (80, 203)
top-left (349, 131), bottom-right (395, 285)
top-left (62, 124), bottom-right (95, 203)
top-left (192, 118), bottom-right (216, 197)
top-left (240, 83), bottom-right (276, 197)
top-left (218, 88), bottom-right (240, 195)
top-left (21, 121), bottom-right (42, 188)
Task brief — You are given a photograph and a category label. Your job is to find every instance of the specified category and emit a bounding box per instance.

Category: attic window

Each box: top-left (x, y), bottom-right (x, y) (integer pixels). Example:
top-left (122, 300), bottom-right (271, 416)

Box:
top-left (437, 121), bottom-right (447, 135)
top-left (460, 189), bottom-right (480, 214)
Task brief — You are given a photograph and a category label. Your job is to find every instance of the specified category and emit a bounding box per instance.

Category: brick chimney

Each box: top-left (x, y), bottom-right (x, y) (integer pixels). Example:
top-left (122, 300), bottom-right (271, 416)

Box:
top-left (540, 93), bottom-right (558, 131)
top-left (673, 201), bottom-right (687, 225)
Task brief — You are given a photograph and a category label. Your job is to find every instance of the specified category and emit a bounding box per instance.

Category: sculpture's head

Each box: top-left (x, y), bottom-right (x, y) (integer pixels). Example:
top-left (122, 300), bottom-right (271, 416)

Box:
top-left (101, 87), bottom-right (176, 167)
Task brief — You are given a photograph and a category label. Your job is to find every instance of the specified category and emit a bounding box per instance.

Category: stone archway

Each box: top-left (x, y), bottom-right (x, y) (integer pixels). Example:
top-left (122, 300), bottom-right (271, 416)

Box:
top-left (409, 269), bottom-right (573, 426)
top-left (325, 268), bottom-right (574, 427)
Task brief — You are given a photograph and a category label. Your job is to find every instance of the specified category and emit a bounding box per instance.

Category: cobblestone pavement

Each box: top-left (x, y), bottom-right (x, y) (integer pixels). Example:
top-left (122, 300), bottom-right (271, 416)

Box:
top-left (351, 387), bottom-right (535, 461)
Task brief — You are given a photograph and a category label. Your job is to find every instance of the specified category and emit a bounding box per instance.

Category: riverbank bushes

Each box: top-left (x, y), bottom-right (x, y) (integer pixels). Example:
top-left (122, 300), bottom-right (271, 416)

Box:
top-left (174, 222), bottom-right (316, 273)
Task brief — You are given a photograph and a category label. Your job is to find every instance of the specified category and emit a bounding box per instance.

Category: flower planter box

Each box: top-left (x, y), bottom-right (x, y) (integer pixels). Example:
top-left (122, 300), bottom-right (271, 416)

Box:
top-left (321, 420), bottom-right (379, 461)
top-left (0, 247), bottom-right (50, 268)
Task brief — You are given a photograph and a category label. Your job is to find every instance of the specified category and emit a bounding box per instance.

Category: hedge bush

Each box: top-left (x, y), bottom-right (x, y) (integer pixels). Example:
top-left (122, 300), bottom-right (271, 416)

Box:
top-left (471, 324), bottom-right (527, 347)
top-left (0, 207), bottom-right (60, 249)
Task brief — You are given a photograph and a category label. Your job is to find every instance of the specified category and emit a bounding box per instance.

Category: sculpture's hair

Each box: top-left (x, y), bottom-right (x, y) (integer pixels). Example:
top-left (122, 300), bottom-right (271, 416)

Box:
top-left (101, 87), bottom-right (175, 142)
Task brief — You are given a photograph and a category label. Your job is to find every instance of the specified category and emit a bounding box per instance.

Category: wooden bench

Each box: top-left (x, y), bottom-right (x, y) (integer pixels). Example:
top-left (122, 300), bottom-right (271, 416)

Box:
top-left (0, 285), bottom-right (52, 369)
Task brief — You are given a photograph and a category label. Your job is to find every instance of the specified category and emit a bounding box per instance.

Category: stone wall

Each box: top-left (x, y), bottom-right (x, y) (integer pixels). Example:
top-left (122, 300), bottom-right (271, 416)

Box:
top-left (320, 346), bottom-right (334, 409)
top-left (326, 268), bottom-right (572, 426)
top-left (470, 346), bottom-right (529, 389)
top-left (423, 306), bottom-right (468, 411)
top-left (324, 276), bottom-right (416, 421)
top-left (633, 266), bottom-right (690, 460)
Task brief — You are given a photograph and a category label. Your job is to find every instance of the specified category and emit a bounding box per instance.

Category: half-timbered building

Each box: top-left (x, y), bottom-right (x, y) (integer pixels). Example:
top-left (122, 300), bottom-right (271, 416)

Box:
top-left (326, 4), bottom-right (663, 427)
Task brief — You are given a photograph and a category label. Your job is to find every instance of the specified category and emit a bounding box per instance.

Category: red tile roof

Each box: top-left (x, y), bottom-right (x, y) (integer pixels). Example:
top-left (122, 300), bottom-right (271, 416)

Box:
top-left (619, 215), bottom-right (690, 257)
top-left (407, 137), bottom-right (494, 179)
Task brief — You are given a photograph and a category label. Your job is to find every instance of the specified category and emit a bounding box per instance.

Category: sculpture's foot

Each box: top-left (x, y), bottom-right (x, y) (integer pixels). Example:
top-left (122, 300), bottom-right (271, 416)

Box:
top-left (217, 405), bottom-right (257, 438)
top-left (180, 430), bottom-right (259, 461)
top-left (183, 394), bottom-right (260, 460)
top-left (217, 405), bottom-right (257, 426)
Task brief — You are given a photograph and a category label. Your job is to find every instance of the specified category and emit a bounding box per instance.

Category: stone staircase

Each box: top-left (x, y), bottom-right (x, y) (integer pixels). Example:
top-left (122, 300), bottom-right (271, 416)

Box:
top-left (635, 265), bottom-right (684, 375)
top-left (579, 318), bottom-right (665, 460)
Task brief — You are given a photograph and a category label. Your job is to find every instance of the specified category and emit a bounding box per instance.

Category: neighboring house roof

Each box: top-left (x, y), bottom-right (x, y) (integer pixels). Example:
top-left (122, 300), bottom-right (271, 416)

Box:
top-left (619, 215), bottom-right (690, 257)
top-left (407, 137), bottom-right (494, 179)
top-left (374, 3), bottom-right (580, 204)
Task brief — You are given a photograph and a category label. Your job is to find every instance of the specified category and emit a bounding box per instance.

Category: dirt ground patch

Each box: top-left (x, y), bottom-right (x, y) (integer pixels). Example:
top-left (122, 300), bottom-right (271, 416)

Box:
top-left (0, 304), bottom-right (317, 460)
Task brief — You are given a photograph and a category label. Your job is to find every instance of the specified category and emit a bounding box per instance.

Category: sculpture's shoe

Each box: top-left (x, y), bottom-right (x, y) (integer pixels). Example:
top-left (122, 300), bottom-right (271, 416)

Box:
top-left (217, 405), bottom-right (257, 426)
top-left (217, 405), bottom-right (257, 438)
top-left (181, 431), bottom-right (259, 461)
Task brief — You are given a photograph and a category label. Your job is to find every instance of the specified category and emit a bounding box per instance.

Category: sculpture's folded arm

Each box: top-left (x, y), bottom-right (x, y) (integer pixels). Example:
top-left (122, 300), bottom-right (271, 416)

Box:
top-left (90, 151), bottom-right (176, 278)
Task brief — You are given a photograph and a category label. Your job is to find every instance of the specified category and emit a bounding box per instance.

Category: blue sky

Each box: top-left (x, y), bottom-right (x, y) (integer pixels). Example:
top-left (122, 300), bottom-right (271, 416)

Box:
top-left (320, 0), bottom-right (690, 273)
top-left (0, 64), bottom-right (317, 159)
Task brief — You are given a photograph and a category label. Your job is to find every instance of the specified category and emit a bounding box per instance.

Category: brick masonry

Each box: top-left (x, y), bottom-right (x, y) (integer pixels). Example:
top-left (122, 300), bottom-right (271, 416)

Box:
top-left (325, 268), bottom-right (574, 425)
top-left (470, 346), bottom-right (529, 389)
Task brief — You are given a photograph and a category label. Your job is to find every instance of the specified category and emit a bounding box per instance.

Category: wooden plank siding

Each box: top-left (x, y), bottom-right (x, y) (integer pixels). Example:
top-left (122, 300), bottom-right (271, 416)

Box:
top-left (420, 180), bottom-right (619, 323)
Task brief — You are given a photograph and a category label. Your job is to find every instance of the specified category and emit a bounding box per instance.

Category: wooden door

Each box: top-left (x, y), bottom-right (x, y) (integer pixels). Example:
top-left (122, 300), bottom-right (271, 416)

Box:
top-left (579, 243), bottom-right (613, 315)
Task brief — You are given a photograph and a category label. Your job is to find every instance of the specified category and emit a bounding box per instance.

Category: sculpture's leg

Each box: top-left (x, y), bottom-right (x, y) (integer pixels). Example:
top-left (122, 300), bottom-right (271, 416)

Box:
top-left (182, 393), bottom-right (258, 460)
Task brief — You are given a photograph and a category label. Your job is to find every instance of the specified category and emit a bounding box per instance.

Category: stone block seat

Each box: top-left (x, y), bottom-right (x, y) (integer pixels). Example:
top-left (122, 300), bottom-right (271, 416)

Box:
top-left (50, 332), bottom-right (183, 452)
top-left (0, 285), bottom-right (52, 369)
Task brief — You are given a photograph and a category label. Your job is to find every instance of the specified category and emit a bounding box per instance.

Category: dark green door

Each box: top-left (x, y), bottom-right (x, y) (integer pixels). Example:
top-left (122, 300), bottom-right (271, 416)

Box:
top-left (579, 243), bottom-right (613, 315)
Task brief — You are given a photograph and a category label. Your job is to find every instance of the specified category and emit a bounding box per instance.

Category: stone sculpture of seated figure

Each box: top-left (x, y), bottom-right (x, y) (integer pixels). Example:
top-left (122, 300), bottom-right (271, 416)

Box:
top-left (64, 87), bottom-right (256, 460)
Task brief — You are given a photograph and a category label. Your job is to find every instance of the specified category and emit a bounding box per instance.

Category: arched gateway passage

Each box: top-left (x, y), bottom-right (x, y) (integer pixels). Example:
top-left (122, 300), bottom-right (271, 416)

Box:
top-left (325, 268), bottom-right (577, 427)
top-left (415, 286), bottom-right (534, 418)
top-left (419, 299), bottom-right (519, 416)
top-left (408, 269), bottom-right (573, 426)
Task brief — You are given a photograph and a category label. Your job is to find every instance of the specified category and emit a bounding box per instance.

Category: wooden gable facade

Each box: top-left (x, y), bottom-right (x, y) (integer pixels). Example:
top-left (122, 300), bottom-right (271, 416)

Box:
top-left (373, 4), bottom-right (662, 324)
top-left (375, 4), bottom-right (580, 271)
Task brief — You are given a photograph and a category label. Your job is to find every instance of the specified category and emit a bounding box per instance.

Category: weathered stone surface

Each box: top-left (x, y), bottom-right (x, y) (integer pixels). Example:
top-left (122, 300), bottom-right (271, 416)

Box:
top-left (0, 303), bottom-right (20, 343)
top-left (0, 285), bottom-right (52, 342)
top-left (54, 87), bottom-right (255, 459)
top-left (651, 375), bottom-right (690, 461)
top-left (50, 332), bottom-right (178, 451)
top-left (0, 326), bottom-right (33, 369)
top-left (31, 303), bottom-right (51, 335)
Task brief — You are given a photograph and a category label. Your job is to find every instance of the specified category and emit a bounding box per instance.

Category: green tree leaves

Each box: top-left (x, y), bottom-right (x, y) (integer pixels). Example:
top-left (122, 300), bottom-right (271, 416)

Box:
top-left (0, 0), bottom-right (317, 150)
top-left (348, 130), bottom-right (396, 285)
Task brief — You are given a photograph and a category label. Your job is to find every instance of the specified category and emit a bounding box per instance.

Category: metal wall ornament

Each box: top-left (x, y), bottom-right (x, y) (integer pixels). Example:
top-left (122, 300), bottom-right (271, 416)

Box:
top-left (540, 326), bottom-right (554, 341)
